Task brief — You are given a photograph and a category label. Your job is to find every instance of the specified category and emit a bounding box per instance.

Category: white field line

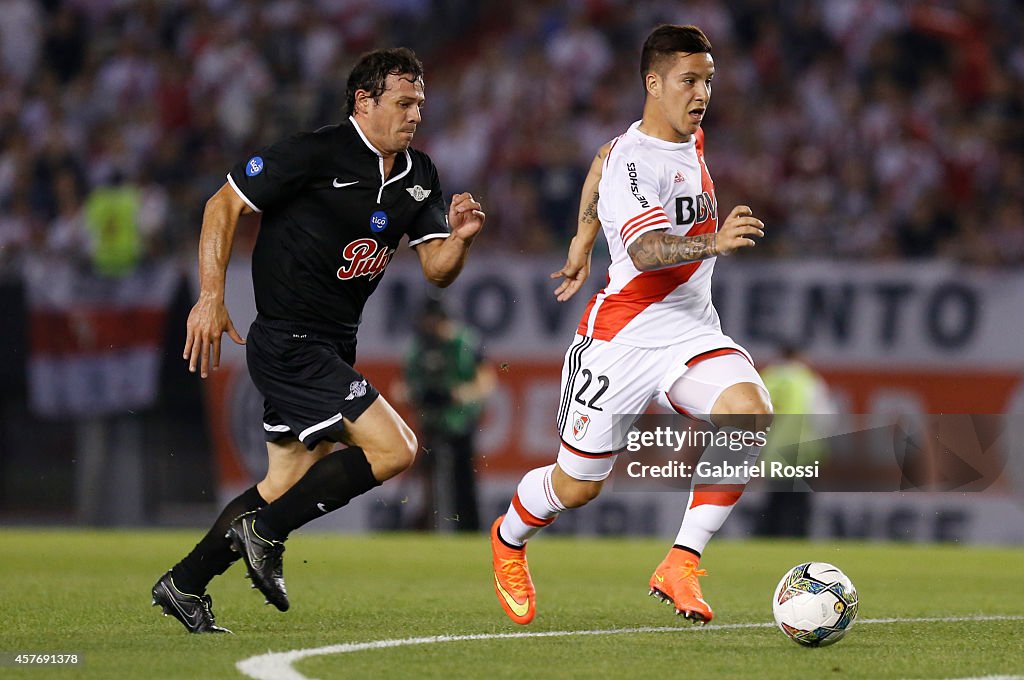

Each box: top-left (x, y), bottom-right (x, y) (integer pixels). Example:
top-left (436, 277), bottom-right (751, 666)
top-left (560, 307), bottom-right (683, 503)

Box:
top-left (236, 614), bottom-right (1024, 680)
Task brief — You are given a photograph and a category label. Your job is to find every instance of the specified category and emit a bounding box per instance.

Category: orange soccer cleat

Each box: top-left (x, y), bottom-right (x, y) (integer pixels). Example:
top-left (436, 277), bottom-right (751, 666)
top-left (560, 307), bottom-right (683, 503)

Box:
top-left (490, 516), bottom-right (536, 625)
top-left (649, 549), bottom-right (714, 624)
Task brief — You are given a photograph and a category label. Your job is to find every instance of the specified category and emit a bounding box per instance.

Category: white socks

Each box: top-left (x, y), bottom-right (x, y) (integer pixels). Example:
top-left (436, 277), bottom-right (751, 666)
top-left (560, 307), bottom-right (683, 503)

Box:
top-left (674, 428), bottom-right (761, 554)
top-left (498, 464), bottom-right (565, 547)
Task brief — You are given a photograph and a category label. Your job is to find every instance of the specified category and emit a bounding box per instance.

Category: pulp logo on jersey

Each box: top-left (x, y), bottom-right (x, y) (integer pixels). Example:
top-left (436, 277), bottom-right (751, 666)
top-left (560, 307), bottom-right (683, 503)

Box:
top-left (345, 379), bottom-right (368, 401)
top-left (572, 411), bottom-right (590, 440)
top-left (337, 238), bottom-right (394, 281)
top-left (246, 156), bottom-right (264, 177)
top-left (406, 185), bottom-right (431, 201)
top-left (626, 162), bottom-right (650, 208)
top-left (370, 210), bottom-right (389, 233)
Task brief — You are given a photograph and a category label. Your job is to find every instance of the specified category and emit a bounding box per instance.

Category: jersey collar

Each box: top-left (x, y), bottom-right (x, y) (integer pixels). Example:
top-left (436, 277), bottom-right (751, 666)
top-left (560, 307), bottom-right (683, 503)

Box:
top-left (349, 116), bottom-right (413, 204)
top-left (628, 120), bottom-right (695, 151)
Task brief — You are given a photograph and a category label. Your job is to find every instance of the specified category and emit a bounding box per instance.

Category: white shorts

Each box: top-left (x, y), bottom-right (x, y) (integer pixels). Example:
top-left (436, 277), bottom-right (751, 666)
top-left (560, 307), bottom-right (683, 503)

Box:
top-left (555, 333), bottom-right (766, 481)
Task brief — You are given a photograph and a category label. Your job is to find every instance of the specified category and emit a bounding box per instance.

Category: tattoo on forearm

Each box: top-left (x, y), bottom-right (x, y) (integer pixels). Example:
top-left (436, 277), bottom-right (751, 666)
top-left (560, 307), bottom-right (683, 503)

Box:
top-left (627, 232), bottom-right (718, 269)
top-left (581, 191), bottom-right (599, 224)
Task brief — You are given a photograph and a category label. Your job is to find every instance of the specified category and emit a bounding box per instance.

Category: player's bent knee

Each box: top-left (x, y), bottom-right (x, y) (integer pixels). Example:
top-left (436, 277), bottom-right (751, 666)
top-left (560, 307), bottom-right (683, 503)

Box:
top-left (552, 471), bottom-right (604, 509)
top-left (712, 383), bottom-right (774, 432)
top-left (393, 421), bottom-right (418, 470)
top-left (346, 398), bottom-right (418, 481)
top-left (363, 424), bottom-right (417, 481)
top-left (395, 428), bottom-right (418, 471)
top-left (560, 479), bottom-right (603, 508)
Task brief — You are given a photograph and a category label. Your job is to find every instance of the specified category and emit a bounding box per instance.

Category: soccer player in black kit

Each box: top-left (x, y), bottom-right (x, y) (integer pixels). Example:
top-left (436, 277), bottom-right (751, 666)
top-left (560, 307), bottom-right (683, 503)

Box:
top-left (151, 48), bottom-right (485, 633)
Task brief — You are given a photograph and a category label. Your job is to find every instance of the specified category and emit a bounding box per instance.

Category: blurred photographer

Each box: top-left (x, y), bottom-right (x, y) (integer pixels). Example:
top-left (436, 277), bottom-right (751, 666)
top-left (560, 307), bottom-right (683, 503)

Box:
top-left (399, 297), bottom-right (495, 531)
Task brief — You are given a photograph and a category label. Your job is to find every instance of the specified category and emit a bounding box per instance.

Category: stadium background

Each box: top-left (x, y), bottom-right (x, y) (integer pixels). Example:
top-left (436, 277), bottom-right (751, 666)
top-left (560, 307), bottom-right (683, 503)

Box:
top-left (0, 0), bottom-right (1022, 543)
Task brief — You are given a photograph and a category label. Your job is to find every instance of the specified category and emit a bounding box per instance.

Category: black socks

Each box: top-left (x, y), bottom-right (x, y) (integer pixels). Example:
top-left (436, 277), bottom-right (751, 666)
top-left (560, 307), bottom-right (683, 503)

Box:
top-left (171, 485), bottom-right (267, 594)
top-left (169, 449), bottom-right (382, 592)
top-left (254, 447), bottom-right (381, 541)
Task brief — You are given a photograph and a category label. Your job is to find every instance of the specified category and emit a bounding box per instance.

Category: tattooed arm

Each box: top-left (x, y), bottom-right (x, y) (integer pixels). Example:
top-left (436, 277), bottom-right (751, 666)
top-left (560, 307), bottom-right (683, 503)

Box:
top-left (627, 231), bottom-right (719, 269)
top-left (551, 142), bottom-right (612, 302)
top-left (626, 205), bottom-right (765, 272)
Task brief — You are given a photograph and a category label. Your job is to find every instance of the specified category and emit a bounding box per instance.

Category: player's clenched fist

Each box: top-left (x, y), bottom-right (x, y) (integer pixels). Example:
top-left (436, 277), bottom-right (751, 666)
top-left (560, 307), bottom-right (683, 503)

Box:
top-left (448, 192), bottom-right (486, 242)
top-left (715, 205), bottom-right (764, 255)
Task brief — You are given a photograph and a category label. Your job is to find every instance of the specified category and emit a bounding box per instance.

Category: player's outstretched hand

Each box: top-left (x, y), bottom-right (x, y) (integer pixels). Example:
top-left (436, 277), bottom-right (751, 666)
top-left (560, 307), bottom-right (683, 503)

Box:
top-left (716, 205), bottom-right (764, 256)
top-left (183, 293), bottom-right (245, 379)
top-left (551, 236), bottom-right (592, 302)
top-left (448, 192), bottom-right (485, 242)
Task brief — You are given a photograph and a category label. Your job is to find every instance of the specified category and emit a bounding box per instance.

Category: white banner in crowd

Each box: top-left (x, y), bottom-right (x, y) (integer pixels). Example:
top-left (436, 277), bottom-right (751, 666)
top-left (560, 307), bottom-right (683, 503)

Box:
top-left (25, 257), bottom-right (180, 418)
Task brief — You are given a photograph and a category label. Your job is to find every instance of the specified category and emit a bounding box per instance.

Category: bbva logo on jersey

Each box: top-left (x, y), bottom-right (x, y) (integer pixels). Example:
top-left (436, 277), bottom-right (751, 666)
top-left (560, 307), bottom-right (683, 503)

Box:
top-left (675, 191), bottom-right (717, 226)
top-left (337, 238), bottom-right (394, 282)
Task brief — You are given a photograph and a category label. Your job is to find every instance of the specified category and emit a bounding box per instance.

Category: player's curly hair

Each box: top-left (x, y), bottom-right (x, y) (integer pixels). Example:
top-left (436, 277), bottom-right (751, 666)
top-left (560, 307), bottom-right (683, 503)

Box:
top-left (345, 47), bottom-right (424, 117)
top-left (640, 24), bottom-right (712, 83)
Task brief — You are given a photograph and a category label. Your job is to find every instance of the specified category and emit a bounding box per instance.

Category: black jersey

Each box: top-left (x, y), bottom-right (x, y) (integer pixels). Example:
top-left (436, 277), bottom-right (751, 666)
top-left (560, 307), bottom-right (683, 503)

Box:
top-left (227, 118), bottom-right (449, 338)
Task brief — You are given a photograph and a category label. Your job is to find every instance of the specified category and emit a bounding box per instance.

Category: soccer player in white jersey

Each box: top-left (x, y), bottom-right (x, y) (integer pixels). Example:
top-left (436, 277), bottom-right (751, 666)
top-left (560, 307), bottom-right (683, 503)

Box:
top-left (490, 24), bottom-right (772, 625)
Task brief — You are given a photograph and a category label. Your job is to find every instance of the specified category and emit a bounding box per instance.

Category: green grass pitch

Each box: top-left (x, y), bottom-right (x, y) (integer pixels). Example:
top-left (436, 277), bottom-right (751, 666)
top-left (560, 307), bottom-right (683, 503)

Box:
top-left (2, 529), bottom-right (1022, 679)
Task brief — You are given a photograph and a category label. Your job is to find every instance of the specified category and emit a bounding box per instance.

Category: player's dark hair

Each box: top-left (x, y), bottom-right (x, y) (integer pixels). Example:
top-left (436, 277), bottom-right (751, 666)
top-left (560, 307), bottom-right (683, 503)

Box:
top-left (345, 47), bottom-right (424, 117)
top-left (640, 24), bottom-right (712, 84)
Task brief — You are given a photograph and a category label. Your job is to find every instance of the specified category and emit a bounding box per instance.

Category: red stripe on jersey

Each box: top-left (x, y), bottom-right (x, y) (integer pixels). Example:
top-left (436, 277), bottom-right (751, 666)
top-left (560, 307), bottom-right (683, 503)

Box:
top-left (576, 262), bottom-right (702, 340)
top-left (622, 211), bottom-right (672, 245)
top-left (689, 128), bottom-right (718, 237)
top-left (604, 135), bottom-right (623, 168)
top-left (686, 347), bottom-right (750, 368)
top-left (575, 273), bottom-right (609, 336)
top-left (511, 493), bottom-right (555, 527)
top-left (577, 296), bottom-right (597, 334)
top-left (689, 484), bottom-right (745, 508)
top-left (620, 206), bottom-right (663, 235)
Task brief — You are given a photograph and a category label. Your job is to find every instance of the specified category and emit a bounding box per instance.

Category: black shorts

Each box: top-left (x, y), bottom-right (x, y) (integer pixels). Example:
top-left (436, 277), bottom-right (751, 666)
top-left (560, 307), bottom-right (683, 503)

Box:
top-left (246, 316), bottom-right (380, 450)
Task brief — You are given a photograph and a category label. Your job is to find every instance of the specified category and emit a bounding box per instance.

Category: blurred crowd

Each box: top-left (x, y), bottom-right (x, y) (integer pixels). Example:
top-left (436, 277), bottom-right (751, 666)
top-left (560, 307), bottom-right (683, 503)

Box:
top-left (1, 0), bottom-right (1022, 276)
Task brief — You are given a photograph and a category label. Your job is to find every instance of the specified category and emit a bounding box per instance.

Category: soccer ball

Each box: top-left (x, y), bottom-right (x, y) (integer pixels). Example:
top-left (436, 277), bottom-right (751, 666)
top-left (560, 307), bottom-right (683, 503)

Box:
top-left (772, 562), bottom-right (859, 646)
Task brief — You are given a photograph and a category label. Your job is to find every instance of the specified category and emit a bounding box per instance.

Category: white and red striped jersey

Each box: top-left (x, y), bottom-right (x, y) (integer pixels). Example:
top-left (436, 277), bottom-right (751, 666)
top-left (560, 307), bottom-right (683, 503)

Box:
top-left (577, 121), bottom-right (721, 347)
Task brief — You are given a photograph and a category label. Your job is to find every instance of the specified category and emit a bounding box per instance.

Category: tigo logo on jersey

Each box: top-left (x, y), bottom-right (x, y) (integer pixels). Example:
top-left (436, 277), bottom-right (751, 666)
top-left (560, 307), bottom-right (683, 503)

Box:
top-left (370, 210), bottom-right (389, 233)
top-left (572, 411), bottom-right (590, 440)
top-left (246, 156), bottom-right (264, 176)
top-left (337, 238), bottom-right (394, 281)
